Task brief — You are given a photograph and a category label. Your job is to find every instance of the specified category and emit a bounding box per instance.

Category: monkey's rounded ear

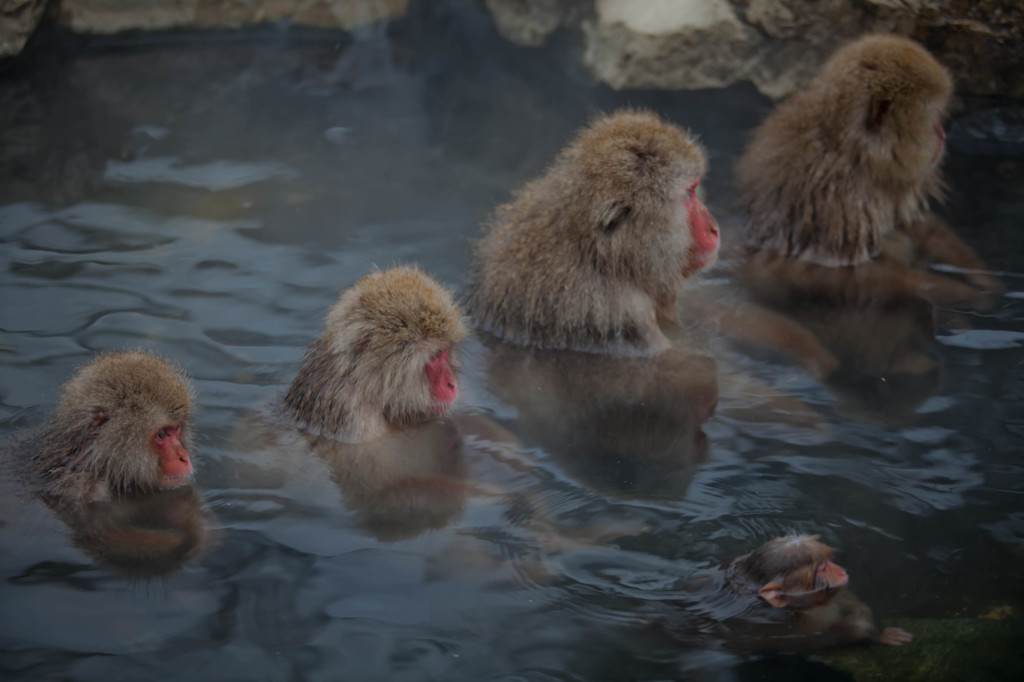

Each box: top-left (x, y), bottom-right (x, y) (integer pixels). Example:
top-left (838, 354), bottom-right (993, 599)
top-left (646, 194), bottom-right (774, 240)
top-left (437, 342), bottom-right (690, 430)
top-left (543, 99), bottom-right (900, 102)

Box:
top-left (758, 582), bottom-right (790, 608)
top-left (867, 97), bottom-right (893, 131)
top-left (599, 199), bottom-right (631, 233)
top-left (91, 407), bottom-right (110, 429)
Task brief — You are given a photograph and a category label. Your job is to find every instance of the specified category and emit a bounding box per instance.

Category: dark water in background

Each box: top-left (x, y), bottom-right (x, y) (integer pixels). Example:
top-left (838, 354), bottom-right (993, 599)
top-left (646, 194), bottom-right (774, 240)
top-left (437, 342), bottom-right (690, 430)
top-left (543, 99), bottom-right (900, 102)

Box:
top-left (1, 3), bottom-right (1023, 680)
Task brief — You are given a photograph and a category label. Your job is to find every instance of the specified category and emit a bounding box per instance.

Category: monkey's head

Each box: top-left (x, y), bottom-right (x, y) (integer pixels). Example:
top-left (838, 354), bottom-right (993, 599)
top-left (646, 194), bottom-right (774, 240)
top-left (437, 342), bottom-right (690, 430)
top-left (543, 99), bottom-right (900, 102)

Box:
top-left (820, 34), bottom-right (952, 184)
top-left (43, 351), bottom-right (195, 501)
top-left (323, 266), bottom-right (470, 425)
top-left (570, 110), bottom-right (720, 287)
top-left (732, 534), bottom-right (849, 611)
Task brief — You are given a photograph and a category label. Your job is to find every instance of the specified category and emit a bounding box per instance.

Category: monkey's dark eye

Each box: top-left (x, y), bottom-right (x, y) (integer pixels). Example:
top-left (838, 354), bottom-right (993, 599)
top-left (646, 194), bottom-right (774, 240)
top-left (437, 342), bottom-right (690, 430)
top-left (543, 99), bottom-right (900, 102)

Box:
top-left (156, 428), bottom-right (169, 441)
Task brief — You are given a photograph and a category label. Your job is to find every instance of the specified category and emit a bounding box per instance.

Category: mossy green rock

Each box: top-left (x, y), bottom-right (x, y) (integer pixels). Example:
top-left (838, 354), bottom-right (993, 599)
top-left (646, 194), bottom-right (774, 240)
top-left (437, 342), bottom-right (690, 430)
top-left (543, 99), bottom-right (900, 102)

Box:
top-left (823, 618), bottom-right (1024, 681)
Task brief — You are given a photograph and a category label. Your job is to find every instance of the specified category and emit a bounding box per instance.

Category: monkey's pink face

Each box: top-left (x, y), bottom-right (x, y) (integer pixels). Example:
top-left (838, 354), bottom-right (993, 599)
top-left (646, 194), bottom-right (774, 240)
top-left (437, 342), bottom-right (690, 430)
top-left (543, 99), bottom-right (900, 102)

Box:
top-left (681, 178), bottom-right (720, 271)
top-left (762, 558), bottom-right (850, 610)
top-left (152, 422), bottom-right (193, 488)
top-left (815, 559), bottom-right (849, 591)
top-left (425, 349), bottom-right (458, 413)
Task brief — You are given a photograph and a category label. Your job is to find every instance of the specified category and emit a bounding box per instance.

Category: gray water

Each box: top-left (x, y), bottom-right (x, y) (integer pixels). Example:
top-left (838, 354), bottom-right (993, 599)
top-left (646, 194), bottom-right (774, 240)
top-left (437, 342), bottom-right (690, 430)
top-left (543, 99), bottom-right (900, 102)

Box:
top-left (1, 6), bottom-right (1023, 681)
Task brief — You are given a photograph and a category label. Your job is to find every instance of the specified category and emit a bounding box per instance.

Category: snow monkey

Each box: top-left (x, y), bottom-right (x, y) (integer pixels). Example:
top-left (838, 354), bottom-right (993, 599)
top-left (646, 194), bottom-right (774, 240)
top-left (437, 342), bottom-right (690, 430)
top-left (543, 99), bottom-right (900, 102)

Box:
top-left (661, 534), bottom-right (913, 654)
top-left (30, 351), bottom-right (194, 505)
top-left (283, 265), bottom-right (470, 442)
top-left (737, 34), bottom-right (998, 299)
top-left (467, 109), bottom-right (720, 356)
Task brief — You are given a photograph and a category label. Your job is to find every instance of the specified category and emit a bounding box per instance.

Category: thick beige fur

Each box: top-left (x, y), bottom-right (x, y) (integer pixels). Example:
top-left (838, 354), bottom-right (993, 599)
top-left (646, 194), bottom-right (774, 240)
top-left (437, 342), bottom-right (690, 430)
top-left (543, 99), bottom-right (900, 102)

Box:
top-left (737, 35), bottom-right (952, 266)
top-left (466, 110), bottom-right (708, 356)
top-left (36, 351), bottom-right (194, 503)
top-left (283, 266), bottom-right (469, 442)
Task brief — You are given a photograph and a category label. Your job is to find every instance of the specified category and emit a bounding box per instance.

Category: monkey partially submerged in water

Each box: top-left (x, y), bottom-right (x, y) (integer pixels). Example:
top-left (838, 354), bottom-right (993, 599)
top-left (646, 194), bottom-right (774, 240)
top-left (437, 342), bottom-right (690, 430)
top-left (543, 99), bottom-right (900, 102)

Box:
top-left (737, 34), bottom-right (999, 303)
top-left (661, 535), bottom-right (912, 654)
top-left (467, 109), bottom-right (720, 357)
top-left (1, 351), bottom-right (208, 576)
top-left (249, 266), bottom-right (634, 549)
top-left (284, 265), bottom-right (469, 442)
top-left (29, 351), bottom-right (195, 505)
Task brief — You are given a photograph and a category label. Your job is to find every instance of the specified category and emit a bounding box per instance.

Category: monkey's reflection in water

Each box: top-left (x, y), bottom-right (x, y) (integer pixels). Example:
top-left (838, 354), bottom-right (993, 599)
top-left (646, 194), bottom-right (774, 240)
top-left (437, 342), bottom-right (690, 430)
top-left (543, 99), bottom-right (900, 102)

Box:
top-left (308, 418), bottom-right (469, 542)
top-left (52, 485), bottom-right (210, 579)
top-left (741, 256), bottom-right (942, 424)
top-left (815, 299), bottom-right (940, 425)
top-left (306, 416), bottom-right (632, 561)
top-left (232, 410), bottom-right (628, 568)
top-left (484, 343), bottom-right (719, 501)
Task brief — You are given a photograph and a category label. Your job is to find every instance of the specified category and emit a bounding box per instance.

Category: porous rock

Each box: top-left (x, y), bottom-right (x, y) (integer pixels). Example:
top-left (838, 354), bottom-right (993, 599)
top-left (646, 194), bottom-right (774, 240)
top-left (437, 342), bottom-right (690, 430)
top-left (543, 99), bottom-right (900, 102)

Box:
top-left (57, 0), bottom-right (410, 34)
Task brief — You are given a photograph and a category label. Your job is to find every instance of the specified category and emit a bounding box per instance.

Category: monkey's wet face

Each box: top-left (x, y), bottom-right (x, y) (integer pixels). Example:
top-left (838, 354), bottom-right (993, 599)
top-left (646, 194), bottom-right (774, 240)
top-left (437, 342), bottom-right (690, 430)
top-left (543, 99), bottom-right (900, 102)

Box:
top-left (815, 558), bottom-right (849, 590)
top-left (680, 178), bottom-right (719, 271)
top-left (425, 349), bottom-right (457, 413)
top-left (759, 558), bottom-right (850, 610)
top-left (788, 559), bottom-right (850, 609)
top-left (284, 266), bottom-right (467, 441)
top-left (151, 422), bottom-right (193, 488)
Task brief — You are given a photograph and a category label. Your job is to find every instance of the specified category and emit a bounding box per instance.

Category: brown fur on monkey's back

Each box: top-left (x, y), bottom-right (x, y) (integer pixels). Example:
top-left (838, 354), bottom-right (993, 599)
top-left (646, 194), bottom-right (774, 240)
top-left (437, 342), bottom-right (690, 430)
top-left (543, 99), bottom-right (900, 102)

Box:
top-left (737, 34), bottom-right (952, 266)
top-left (466, 110), bottom-right (706, 356)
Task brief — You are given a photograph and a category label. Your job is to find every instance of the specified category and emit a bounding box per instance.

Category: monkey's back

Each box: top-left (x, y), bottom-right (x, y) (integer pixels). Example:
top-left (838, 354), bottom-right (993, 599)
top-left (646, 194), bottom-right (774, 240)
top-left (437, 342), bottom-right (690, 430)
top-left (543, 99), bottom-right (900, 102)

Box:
top-left (466, 110), bottom-right (705, 356)
top-left (466, 178), bottom-right (665, 356)
top-left (737, 34), bottom-right (950, 266)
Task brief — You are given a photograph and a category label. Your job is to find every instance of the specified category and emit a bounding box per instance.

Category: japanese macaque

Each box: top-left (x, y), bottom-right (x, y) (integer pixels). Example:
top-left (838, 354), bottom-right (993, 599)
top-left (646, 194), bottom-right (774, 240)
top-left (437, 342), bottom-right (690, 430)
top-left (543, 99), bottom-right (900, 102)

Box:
top-left (466, 109), bottom-right (838, 382)
top-left (236, 266), bottom-right (487, 540)
top-left (31, 351), bottom-right (195, 505)
top-left (466, 109), bottom-right (720, 356)
top-left (237, 266), bottom-right (637, 551)
top-left (665, 535), bottom-right (912, 654)
top-left (737, 34), bottom-right (1000, 301)
top-left (283, 266), bottom-right (470, 442)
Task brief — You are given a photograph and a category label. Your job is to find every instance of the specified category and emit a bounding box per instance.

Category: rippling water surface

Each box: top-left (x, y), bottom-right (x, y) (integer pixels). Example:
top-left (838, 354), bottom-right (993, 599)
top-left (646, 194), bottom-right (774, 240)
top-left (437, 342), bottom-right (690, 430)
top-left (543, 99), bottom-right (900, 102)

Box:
top-left (1, 6), bottom-right (1022, 681)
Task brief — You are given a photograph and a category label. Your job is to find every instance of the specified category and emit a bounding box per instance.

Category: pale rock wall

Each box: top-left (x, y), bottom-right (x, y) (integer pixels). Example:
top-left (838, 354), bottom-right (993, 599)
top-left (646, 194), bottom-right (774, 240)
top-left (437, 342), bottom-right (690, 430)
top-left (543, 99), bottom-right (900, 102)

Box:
top-left (3, 1), bottom-right (1021, 100)
top-left (487, 0), bottom-right (1024, 100)
top-left (583, 0), bottom-right (754, 92)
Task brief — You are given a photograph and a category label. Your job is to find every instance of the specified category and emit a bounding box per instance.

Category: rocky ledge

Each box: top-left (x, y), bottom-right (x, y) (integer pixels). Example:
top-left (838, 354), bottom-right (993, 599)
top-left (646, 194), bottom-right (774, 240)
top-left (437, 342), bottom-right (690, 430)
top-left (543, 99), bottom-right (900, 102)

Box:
top-left (4, 1), bottom-right (1022, 100)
